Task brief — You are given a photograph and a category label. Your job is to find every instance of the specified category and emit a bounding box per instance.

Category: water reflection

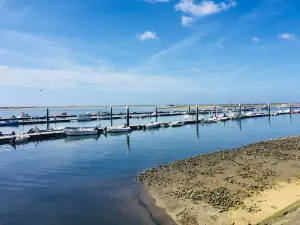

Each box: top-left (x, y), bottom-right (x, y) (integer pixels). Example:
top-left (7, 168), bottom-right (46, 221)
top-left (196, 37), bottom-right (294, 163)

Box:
top-left (196, 124), bottom-right (199, 139)
top-left (126, 134), bottom-right (130, 156)
top-left (65, 135), bottom-right (100, 142)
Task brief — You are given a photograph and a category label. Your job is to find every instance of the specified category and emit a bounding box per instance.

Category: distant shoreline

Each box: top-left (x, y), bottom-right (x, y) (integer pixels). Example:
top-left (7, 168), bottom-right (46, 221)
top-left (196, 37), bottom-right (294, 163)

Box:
top-left (0, 103), bottom-right (299, 110)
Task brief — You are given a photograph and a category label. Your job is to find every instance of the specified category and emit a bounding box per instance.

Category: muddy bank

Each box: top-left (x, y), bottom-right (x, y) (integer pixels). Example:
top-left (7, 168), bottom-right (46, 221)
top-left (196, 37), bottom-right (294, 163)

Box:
top-left (137, 135), bottom-right (300, 225)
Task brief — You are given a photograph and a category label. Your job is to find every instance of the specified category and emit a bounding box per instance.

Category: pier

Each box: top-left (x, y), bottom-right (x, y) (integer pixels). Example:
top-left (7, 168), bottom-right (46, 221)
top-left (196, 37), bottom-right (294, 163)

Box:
top-left (0, 105), bottom-right (299, 146)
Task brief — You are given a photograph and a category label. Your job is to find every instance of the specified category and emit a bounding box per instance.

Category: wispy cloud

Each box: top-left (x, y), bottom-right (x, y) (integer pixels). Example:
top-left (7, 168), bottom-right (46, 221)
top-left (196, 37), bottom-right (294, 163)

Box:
top-left (278, 33), bottom-right (296, 41)
top-left (181, 16), bottom-right (194, 26)
top-left (148, 33), bottom-right (208, 61)
top-left (252, 36), bottom-right (259, 42)
top-left (175, 0), bottom-right (236, 17)
top-left (0, 30), bottom-right (221, 95)
top-left (135, 31), bottom-right (159, 41)
top-left (144, 0), bottom-right (170, 3)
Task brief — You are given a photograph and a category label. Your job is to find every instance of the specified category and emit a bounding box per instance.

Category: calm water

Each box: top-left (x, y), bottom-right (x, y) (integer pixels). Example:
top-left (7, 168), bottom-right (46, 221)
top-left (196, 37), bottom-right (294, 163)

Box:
top-left (0, 114), bottom-right (299, 225)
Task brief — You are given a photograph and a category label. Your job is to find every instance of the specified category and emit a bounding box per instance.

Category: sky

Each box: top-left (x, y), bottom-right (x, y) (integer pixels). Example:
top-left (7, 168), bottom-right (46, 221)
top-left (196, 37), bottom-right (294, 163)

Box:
top-left (0, 0), bottom-right (299, 106)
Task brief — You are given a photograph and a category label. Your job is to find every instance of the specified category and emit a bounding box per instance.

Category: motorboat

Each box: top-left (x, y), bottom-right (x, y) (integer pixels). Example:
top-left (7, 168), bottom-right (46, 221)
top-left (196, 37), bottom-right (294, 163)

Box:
top-left (65, 127), bottom-right (98, 136)
top-left (245, 112), bottom-right (256, 117)
top-left (14, 134), bottom-right (30, 143)
top-left (106, 126), bottom-right (131, 133)
top-left (0, 121), bottom-right (19, 127)
top-left (203, 117), bottom-right (218, 123)
top-left (16, 112), bottom-right (31, 119)
top-left (53, 112), bottom-right (68, 117)
top-left (138, 114), bottom-right (148, 119)
top-left (183, 115), bottom-right (194, 121)
top-left (74, 113), bottom-right (92, 121)
top-left (169, 121), bottom-right (184, 127)
top-left (151, 112), bottom-right (158, 116)
top-left (145, 122), bottom-right (160, 129)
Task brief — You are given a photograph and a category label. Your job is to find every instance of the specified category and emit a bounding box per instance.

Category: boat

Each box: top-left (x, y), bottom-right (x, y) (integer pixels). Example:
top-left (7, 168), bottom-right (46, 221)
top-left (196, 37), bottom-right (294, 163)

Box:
top-left (16, 112), bottom-right (31, 119)
top-left (245, 112), bottom-right (256, 117)
top-left (65, 127), bottom-right (98, 136)
top-left (14, 134), bottom-right (30, 143)
top-left (74, 113), bottom-right (92, 121)
top-left (183, 115), bottom-right (194, 121)
top-left (138, 114), bottom-right (148, 119)
top-left (169, 121), bottom-right (184, 127)
top-left (0, 121), bottom-right (19, 127)
top-left (145, 122), bottom-right (160, 129)
top-left (106, 126), bottom-right (131, 133)
top-left (203, 117), bottom-right (218, 123)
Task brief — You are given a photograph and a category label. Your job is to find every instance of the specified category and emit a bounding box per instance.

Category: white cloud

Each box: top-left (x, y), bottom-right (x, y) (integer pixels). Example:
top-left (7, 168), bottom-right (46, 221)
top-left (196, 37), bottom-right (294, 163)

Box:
top-left (148, 33), bottom-right (207, 61)
top-left (135, 31), bottom-right (158, 41)
top-left (252, 36), bottom-right (259, 42)
top-left (278, 33), bottom-right (296, 41)
top-left (144, 0), bottom-right (170, 3)
top-left (181, 16), bottom-right (194, 26)
top-left (175, 0), bottom-right (236, 17)
top-left (0, 30), bottom-right (220, 96)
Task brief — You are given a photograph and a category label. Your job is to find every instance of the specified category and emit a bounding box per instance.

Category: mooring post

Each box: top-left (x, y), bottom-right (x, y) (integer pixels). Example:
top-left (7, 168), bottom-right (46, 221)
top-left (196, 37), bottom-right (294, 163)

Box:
top-left (155, 105), bottom-right (158, 122)
top-left (188, 105), bottom-right (191, 115)
top-left (110, 106), bottom-right (113, 126)
top-left (268, 104), bottom-right (271, 116)
top-left (290, 103), bottom-right (292, 114)
top-left (126, 106), bottom-right (130, 127)
top-left (196, 105), bottom-right (199, 123)
top-left (239, 104), bottom-right (242, 115)
top-left (214, 104), bottom-right (217, 117)
top-left (46, 107), bottom-right (49, 130)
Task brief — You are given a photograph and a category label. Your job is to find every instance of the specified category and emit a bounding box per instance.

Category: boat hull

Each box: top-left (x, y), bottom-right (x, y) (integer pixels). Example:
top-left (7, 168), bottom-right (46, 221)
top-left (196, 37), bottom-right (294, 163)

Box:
top-left (65, 129), bottom-right (98, 136)
top-left (106, 127), bottom-right (131, 133)
top-left (0, 121), bottom-right (19, 127)
top-left (146, 123), bottom-right (160, 129)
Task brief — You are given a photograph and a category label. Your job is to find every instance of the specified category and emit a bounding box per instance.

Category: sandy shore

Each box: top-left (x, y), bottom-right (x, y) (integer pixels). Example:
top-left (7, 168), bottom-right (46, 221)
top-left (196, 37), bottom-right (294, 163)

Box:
top-left (137, 135), bottom-right (300, 225)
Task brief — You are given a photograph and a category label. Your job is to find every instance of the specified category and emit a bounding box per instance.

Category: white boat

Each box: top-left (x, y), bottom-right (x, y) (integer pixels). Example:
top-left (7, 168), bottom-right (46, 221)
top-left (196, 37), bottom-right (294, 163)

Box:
top-left (15, 134), bottom-right (30, 143)
top-left (169, 121), bottom-right (184, 127)
top-left (75, 113), bottom-right (92, 121)
top-left (245, 112), bottom-right (255, 117)
top-left (65, 127), bottom-right (98, 136)
top-left (138, 114), bottom-right (148, 119)
top-left (183, 115), bottom-right (194, 121)
top-left (106, 126), bottom-right (131, 133)
top-left (203, 117), bottom-right (218, 123)
top-left (146, 122), bottom-right (160, 129)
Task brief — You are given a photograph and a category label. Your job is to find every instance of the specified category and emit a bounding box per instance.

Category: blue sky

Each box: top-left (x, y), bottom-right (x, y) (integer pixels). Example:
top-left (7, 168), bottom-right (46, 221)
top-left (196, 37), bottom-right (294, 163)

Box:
top-left (0, 0), bottom-right (299, 106)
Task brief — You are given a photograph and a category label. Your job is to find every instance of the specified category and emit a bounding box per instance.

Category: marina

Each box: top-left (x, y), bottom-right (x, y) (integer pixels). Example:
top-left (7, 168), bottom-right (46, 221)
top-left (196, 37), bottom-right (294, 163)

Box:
top-left (1, 104), bottom-right (300, 225)
top-left (0, 111), bottom-right (300, 225)
top-left (0, 104), bottom-right (300, 146)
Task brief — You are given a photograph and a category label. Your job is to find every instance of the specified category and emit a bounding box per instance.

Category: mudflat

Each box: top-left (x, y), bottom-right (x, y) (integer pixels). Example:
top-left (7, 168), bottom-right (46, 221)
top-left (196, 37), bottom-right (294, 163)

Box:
top-left (137, 135), bottom-right (300, 225)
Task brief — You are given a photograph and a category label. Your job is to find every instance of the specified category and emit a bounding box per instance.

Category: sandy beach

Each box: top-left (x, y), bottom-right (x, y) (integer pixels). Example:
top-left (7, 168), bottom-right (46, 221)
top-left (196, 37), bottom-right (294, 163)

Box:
top-left (137, 135), bottom-right (300, 225)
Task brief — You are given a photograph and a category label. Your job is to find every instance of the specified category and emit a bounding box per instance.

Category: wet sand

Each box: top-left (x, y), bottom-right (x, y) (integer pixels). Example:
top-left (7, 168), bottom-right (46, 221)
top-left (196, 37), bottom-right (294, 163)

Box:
top-left (137, 135), bottom-right (300, 225)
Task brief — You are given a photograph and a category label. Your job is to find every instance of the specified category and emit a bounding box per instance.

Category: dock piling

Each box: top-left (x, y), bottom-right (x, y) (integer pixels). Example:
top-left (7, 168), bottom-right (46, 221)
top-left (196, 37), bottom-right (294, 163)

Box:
top-left (188, 105), bottom-right (191, 115)
top-left (155, 105), bottom-right (158, 122)
top-left (46, 107), bottom-right (49, 129)
top-left (290, 103), bottom-right (292, 114)
top-left (110, 106), bottom-right (113, 126)
top-left (239, 104), bottom-right (242, 115)
top-left (126, 106), bottom-right (130, 127)
top-left (214, 105), bottom-right (217, 117)
top-left (196, 105), bottom-right (199, 123)
top-left (268, 104), bottom-right (271, 116)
